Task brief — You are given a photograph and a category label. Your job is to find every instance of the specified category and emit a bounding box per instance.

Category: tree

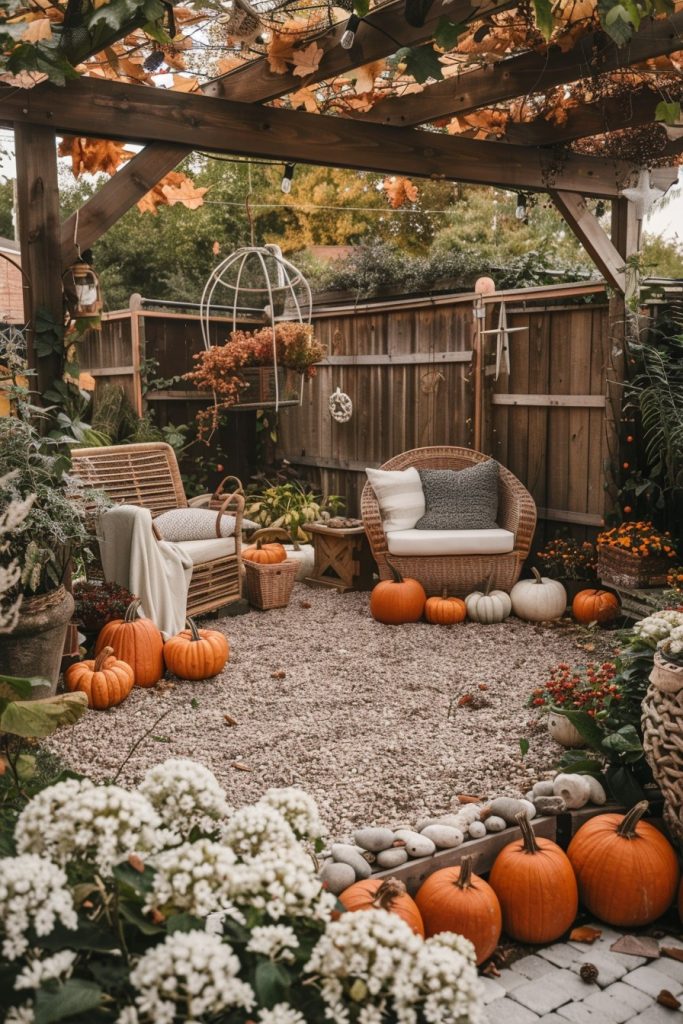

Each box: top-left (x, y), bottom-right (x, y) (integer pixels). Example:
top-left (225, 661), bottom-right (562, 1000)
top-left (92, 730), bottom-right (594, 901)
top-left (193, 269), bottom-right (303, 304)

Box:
top-left (641, 233), bottom-right (683, 278)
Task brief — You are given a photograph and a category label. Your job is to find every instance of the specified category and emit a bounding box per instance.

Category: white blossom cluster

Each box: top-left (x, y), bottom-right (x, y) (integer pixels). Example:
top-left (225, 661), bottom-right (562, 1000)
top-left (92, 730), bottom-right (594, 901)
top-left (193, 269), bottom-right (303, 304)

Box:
top-left (633, 610), bottom-right (683, 643)
top-left (126, 930), bottom-right (254, 1024)
top-left (0, 471), bottom-right (34, 633)
top-left (14, 949), bottom-right (77, 991)
top-left (0, 855), bottom-right (77, 960)
top-left (257, 1005), bottom-right (307, 1024)
top-left (14, 778), bottom-right (166, 875)
top-left (146, 839), bottom-right (246, 920)
top-left (247, 924), bottom-right (300, 962)
top-left (659, 624), bottom-right (683, 659)
top-left (395, 932), bottom-right (484, 1024)
top-left (138, 758), bottom-right (231, 834)
top-left (222, 803), bottom-right (300, 859)
top-left (261, 787), bottom-right (324, 840)
top-left (237, 847), bottom-right (337, 923)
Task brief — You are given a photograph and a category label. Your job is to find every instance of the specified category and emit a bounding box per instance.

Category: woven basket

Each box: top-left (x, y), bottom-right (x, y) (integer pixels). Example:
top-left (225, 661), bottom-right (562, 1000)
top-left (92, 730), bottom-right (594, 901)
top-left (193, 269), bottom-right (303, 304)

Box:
top-left (244, 559), bottom-right (297, 610)
top-left (643, 658), bottom-right (683, 849)
top-left (597, 545), bottom-right (672, 588)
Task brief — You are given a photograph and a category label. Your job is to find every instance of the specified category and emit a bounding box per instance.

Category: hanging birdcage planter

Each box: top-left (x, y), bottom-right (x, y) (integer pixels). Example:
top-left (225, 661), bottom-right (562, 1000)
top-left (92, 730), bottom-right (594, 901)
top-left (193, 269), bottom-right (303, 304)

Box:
top-left (189, 245), bottom-right (321, 421)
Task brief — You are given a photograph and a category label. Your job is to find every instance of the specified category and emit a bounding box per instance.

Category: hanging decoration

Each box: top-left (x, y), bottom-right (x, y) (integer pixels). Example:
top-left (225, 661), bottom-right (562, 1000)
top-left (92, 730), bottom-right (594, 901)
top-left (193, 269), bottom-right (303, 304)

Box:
top-left (221, 0), bottom-right (263, 45)
top-left (618, 168), bottom-right (665, 220)
top-left (66, 260), bottom-right (103, 319)
top-left (481, 302), bottom-right (528, 381)
top-left (329, 386), bottom-right (353, 423)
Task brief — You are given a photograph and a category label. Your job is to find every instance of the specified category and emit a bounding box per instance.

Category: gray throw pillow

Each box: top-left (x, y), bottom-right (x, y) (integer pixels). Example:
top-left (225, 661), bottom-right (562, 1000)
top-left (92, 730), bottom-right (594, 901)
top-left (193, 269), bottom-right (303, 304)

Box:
top-left (416, 460), bottom-right (499, 530)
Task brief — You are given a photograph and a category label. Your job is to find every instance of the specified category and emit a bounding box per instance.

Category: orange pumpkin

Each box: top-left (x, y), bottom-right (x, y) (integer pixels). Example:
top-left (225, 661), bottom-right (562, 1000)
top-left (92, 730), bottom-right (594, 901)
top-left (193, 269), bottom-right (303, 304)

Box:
top-left (415, 857), bottom-right (502, 964)
top-left (96, 599), bottom-right (164, 688)
top-left (572, 589), bottom-right (620, 625)
top-left (370, 561), bottom-right (426, 625)
top-left (65, 646), bottom-right (135, 710)
top-left (567, 801), bottom-right (679, 927)
top-left (242, 539), bottom-right (287, 565)
top-left (340, 877), bottom-right (425, 936)
top-left (678, 875), bottom-right (683, 923)
top-left (164, 618), bottom-right (229, 680)
top-left (424, 589), bottom-right (467, 625)
top-left (489, 813), bottom-right (578, 944)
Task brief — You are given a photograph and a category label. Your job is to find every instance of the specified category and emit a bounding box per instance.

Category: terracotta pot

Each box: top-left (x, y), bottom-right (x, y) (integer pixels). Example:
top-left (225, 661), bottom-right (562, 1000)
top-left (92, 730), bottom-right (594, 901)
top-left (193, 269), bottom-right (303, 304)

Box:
top-left (649, 653), bottom-right (683, 695)
top-left (0, 586), bottom-right (75, 698)
top-left (547, 710), bottom-right (585, 748)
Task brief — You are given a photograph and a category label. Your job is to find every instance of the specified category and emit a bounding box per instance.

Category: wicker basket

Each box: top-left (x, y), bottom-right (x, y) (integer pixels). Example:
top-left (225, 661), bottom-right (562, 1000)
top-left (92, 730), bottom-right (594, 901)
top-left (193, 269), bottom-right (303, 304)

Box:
top-left (642, 655), bottom-right (683, 849)
top-left (235, 367), bottom-right (302, 410)
top-left (244, 559), bottom-right (297, 610)
top-left (597, 544), bottom-right (672, 589)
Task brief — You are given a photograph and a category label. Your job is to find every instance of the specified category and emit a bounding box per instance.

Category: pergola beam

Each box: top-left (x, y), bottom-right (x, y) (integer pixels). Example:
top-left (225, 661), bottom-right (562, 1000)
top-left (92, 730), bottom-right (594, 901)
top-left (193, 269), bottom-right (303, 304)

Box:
top-left (358, 12), bottom-right (683, 127)
top-left (1, 77), bottom-right (654, 205)
top-left (61, 0), bottom-right (515, 264)
top-left (549, 190), bottom-right (626, 292)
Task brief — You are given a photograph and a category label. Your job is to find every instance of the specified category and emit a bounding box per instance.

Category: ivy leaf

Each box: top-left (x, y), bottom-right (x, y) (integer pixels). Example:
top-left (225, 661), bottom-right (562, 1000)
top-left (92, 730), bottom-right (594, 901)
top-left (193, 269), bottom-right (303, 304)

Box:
top-left (395, 44), bottom-right (443, 84)
top-left (34, 979), bottom-right (103, 1024)
top-left (655, 100), bottom-right (681, 125)
top-left (597, 0), bottom-right (634, 45)
top-left (434, 17), bottom-right (466, 50)
top-left (533, 0), bottom-right (554, 40)
top-left (404, 0), bottom-right (435, 27)
top-left (605, 764), bottom-right (646, 807)
top-left (87, 0), bottom-right (140, 32)
top-left (254, 960), bottom-right (291, 1009)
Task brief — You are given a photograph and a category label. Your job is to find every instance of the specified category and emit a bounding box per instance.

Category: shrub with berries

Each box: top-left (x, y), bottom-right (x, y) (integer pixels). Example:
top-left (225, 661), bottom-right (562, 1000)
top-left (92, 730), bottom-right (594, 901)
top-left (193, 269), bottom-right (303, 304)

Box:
top-left (536, 537), bottom-right (598, 581)
top-left (597, 521), bottom-right (677, 559)
top-left (73, 581), bottom-right (136, 633)
top-left (529, 661), bottom-right (621, 718)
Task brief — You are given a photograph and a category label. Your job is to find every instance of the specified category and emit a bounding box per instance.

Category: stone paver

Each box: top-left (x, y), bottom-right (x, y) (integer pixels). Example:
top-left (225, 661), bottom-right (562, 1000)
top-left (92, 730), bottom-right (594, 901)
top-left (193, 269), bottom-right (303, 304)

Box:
top-left (537, 1017), bottom-right (570, 1024)
top-left (567, 926), bottom-right (622, 953)
top-left (556, 1002), bottom-right (611, 1023)
top-left (539, 944), bottom-right (582, 970)
top-left (600, 981), bottom-right (653, 1015)
top-left (581, 988), bottom-right (637, 1023)
top-left (630, 1005), bottom-right (683, 1023)
top-left (485, 996), bottom-right (540, 1023)
top-left (511, 977), bottom-right (573, 1016)
top-left (623, 964), bottom-right (683, 999)
top-left (480, 977), bottom-right (506, 1004)
top-left (496, 969), bottom-right (528, 993)
top-left (650, 956), bottom-right (683, 984)
top-left (513, 955), bottom-right (557, 981)
top-left (571, 950), bottom-right (639, 987)
top-left (552, 970), bottom-right (594, 1002)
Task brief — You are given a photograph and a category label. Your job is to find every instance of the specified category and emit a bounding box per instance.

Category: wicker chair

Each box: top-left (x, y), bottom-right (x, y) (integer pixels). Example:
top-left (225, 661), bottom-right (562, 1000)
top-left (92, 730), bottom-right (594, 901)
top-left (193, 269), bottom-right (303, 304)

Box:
top-left (71, 442), bottom-right (244, 616)
top-left (361, 446), bottom-right (537, 596)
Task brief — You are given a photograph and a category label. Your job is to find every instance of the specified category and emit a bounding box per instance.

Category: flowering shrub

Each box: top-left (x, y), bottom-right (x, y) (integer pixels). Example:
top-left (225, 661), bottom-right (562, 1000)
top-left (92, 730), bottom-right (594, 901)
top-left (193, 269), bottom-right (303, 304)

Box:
top-left (665, 566), bottom-right (683, 603)
top-left (597, 521), bottom-right (677, 559)
top-left (0, 758), bottom-right (483, 1024)
top-left (529, 662), bottom-right (621, 717)
top-left (73, 581), bottom-right (136, 633)
top-left (536, 537), bottom-right (598, 581)
top-left (632, 609), bottom-right (683, 648)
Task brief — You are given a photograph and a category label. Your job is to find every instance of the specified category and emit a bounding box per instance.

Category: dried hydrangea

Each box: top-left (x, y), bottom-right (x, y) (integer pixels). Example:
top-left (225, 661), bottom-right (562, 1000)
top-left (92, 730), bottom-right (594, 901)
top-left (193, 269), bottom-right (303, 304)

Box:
top-left (260, 787), bottom-right (323, 841)
top-left (222, 803), bottom-right (299, 860)
top-left (238, 847), bottom-right (336, 923)
top-left (14, 778), bottom-right (165, 875)
top-left (257, 1006), bottom-right (307, 1024)
top-left (0, 855), bottom-right (77, 960)
top-left (247, 924), bottom-right (300, 962)
top-left (395, 932), bottom-right (484, 1024)
top-left (14, 950), bottom-right (77, 991)
top-left (305, 908), bottom-right (422, 1022)
top-left (127, 930), bottom-right (254, 1023)
top-left (138, 758), bottom-right (231, 834)
top-left (633, 610), bottom-right (683, 643)
top-left (146, 839), bottom-right (246, 920)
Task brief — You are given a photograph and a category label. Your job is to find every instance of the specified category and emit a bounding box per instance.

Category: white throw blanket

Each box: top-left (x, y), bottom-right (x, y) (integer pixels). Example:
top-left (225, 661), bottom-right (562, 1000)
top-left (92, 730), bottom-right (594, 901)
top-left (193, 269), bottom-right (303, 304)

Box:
top-left (98, 505), bottom-right (193, 639)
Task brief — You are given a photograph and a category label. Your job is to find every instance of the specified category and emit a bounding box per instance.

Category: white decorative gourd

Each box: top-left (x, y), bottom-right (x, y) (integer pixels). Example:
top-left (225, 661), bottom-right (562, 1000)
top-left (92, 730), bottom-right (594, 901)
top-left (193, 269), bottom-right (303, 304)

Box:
top-left (510, 568), bottom-right (566, 622)
top-left (465, 575), bottom-right (512, 623)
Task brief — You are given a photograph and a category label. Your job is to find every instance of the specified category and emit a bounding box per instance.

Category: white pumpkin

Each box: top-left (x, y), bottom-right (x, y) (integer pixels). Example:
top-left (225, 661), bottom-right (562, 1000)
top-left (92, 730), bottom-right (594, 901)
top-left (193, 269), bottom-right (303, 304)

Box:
top-left (465, 577), bottom-right (512, 623)
top-left (510, 568), bottom-right (567, 622)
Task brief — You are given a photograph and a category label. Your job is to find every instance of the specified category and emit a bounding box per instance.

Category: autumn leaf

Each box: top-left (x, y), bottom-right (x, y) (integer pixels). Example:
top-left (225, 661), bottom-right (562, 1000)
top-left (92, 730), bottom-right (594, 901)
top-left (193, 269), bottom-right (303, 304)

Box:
top-left (161, 177), bottom-right (209, 210)
top-left (212, 241), bottom-right (221, 255)
top-left (58, 136), bottom-right (132, 177)
top-left (169, 73), bottom-right (199, 92)
top-left (20, 16), bottom-right (52, 42)
top-left (383, 176), bottom-right (419, 209)
top-left (289, 86), bottom-right (319, 112)
top-left (351, 59), bottom-right (384, 95)
top-left (267, 31), bottom-right (296, 74)
top-left (292, 41), bottom-right (323, 77)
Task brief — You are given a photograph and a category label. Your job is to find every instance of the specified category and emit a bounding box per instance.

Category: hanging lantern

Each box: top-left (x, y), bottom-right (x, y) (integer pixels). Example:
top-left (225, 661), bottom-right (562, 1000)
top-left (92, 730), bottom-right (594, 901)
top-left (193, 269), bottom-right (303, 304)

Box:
top-left (68, 260), bottom-right (102, 318)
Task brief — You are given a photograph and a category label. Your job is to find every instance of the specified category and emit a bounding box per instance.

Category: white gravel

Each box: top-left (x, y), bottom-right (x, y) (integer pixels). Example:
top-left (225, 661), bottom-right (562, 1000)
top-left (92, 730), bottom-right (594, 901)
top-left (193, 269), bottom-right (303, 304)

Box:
top-left (49, 585), bottom-right (615, 840)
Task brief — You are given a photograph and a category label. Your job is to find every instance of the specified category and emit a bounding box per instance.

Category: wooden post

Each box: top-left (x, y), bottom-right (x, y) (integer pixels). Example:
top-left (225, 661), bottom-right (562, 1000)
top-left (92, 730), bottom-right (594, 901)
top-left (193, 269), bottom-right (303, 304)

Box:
top-left (15, 125), bottom-right (63, 396)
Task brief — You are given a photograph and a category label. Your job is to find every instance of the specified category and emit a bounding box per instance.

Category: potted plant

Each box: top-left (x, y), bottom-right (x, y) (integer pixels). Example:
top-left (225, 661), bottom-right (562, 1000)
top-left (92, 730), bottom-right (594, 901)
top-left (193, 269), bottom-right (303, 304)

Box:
top-left (597, 521), bottom-right (677, 589)
top-left (73, 581), bottom-right (136, 634)
top-left (0, 418), bottom-right (108, 695)
top-left (536, 537), bottom-right (598, 604)
top-left (529, 661), bottom-right (622, 748)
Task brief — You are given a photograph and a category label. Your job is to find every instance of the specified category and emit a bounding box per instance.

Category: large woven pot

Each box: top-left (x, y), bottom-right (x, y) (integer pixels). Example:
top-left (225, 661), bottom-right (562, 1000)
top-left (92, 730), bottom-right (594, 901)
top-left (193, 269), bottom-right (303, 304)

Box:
top-left (0, 586), bottom-right (75, 698)
top-left (642, 654), bottom-right (683, 848)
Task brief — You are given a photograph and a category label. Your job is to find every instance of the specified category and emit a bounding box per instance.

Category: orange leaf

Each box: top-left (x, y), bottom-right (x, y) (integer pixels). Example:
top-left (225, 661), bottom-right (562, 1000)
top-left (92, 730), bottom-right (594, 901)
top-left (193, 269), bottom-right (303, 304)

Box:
top-left (212, 241), bottom-right (221, 255)
top-left (20, 16), bottom-right (52, 42)
top-left (350, 59), bottom-right (385, 95)
top-left (161, 176), bottom-right (209, 210)
top-left (569, 925), bottom-right (602, 944)
top-left (289, 86), bottom-right (319, 113)
top-left (292, 41), bottom-right (323, 77)
top-left (383, 175), bottom-right (419, 209)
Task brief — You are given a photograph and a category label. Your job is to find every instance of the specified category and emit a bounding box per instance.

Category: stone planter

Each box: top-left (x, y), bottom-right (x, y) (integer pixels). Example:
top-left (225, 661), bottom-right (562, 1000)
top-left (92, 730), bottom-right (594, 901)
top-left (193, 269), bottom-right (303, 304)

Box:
top-left (642, 654), bottom-right (683, 849)
top-left (547, 710), bottom-right (585, 748)
top-left (0, 586), bottom-right (75, 698)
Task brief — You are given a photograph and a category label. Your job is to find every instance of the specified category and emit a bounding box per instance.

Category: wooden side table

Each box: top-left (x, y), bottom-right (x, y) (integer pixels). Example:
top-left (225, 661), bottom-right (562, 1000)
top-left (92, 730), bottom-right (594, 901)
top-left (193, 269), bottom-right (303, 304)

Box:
top-left (304, 523), bottom-right (375, 592)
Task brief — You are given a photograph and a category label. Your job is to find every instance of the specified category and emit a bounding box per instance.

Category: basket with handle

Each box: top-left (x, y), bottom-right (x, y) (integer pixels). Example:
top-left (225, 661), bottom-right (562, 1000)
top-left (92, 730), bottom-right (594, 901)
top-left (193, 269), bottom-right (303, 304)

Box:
top-left (243, 528), bottom-right (298, 610)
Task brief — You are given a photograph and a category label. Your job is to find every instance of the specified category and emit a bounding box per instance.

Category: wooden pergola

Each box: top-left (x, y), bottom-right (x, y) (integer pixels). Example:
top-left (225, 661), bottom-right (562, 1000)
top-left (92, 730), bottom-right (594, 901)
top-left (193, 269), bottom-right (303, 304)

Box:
top-left (2, 0), bottom-right (682, 397)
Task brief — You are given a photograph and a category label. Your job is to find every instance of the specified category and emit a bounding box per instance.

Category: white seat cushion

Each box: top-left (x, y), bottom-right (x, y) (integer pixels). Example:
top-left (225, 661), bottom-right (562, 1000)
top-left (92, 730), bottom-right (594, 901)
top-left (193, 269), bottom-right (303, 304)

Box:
top-left (174, 537), bottom-right (236, 565)
top-left (386, 528), bottom-right (515, 557)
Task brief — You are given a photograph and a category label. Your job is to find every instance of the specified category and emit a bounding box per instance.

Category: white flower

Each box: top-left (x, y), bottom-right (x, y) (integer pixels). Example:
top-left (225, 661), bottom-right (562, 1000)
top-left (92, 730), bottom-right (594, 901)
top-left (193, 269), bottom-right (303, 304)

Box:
top-left (146, 839), bottom-right (246, 920)
top-left (0, 855), bottom-right (77, 960)
top-left (395, 932), bottom-right (484, 1024)
top-left (5, 1003), bottom-right (34, 1023)
top-left (128, 930), bottom-right (254, 1023)
top-left (15, 950), bottom-right (77, 990)
top-left (14, 778), bottom-right (166, 875)
top-left (138, 758), bottom-right (231, 834)
top-left (247, 924), bottom-right (299, 962)
top-left (237, 847), bottom-right (336, 923)
top-left (257, 1006), bottom-right (307, 1024)
top-left (222, 804), bottom-right (299, 860)
top-left (260, 787), bottom-right (323, 840)
top-left (634, 611), bottom-right (683, 643)
top-left (115, 1009), bottom-right (139, 1024)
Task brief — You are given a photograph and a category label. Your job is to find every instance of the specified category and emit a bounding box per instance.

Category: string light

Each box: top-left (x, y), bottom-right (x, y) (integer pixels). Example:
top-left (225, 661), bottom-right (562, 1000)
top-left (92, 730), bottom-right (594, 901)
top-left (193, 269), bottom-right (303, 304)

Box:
top-left (281, 162), bottom-right (295, 194)
top-left (515, 192), bottom-right (528, 223)
top-left (340, 13), bottom-right (360, 49)
top-left (595, 200), bottom-right (606, 218)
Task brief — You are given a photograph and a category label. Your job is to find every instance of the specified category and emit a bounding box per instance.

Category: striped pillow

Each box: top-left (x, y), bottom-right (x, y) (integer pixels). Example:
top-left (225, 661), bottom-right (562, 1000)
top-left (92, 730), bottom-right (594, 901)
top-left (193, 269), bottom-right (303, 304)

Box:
top-left (366, 467), bottom-right (426, 532)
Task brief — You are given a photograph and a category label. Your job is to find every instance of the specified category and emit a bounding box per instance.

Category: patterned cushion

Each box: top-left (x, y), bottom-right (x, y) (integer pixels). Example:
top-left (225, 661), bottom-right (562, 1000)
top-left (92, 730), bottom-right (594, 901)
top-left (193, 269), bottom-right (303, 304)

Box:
top-left (155, 508), bottom-right (258, 541)
top-left (366, 467), bottom-right (426, 532)
top-left (416, 460), bottom-right (499, 530)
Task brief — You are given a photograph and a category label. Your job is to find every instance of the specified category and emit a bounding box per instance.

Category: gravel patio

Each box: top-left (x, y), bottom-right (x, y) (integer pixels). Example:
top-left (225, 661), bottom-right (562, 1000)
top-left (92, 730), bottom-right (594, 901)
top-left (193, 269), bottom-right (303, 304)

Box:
top-left (50, 585), bottom-right (615, 839)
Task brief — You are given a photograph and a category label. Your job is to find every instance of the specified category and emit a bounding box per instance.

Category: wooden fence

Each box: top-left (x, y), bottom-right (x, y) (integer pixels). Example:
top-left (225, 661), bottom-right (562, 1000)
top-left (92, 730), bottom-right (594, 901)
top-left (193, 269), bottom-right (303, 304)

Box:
top-left (82, 282), bottom-right (616, 544)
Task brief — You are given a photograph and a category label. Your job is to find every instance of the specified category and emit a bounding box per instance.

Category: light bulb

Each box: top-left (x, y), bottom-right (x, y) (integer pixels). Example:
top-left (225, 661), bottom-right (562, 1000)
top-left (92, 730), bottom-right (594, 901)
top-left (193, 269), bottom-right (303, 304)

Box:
top-left (341, 14), bottom-right (360, 48)
top-left (515, 192), bottom-right (528, 222)
top-left (281, 163), bottom-right (295, 194)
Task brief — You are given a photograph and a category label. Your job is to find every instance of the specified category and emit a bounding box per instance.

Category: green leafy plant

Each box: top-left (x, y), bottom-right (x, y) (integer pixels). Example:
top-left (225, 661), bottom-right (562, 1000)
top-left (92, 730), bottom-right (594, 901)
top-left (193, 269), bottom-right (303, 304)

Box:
top-left (246, 481), bottom-right (344, 541)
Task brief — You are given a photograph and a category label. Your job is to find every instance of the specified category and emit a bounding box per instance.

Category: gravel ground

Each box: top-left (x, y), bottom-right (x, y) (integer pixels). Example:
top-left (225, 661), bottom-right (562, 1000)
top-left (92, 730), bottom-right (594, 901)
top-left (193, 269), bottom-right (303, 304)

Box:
top-left (49, 585), bottom-right (616, 840)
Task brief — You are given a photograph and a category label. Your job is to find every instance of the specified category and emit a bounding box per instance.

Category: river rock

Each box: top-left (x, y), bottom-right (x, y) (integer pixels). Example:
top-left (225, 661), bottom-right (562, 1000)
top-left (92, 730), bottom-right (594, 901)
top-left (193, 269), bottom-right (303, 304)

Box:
top-left (320, 861), bottom-right (356, 895)
top-left (420, 824), bottom-right (464, 849)
top-left (376, 847), bottom-right (409, 869)
top-left (331, 843), bottom-right (372, 879)
top-left (485, 815), bottom-right (506, 833)
top-left (394, 829), bottom-right (436, 858)
top-left (467, 820), bottom-right (487, 839)
top-left (533, 795), bottom-right (567, 815)
top-left (585, 776), bottom-right (607, 805)
top-left (532, 780), bottom-right (555, 798)
top-left (354, 827), bottom-right (396, 853)
top-left (487, 797), bottom-right (536, 825)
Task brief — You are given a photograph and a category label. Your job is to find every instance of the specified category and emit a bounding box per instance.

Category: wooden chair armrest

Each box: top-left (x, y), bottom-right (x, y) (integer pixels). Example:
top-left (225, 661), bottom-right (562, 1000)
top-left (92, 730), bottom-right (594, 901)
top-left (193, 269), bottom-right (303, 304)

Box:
top-left (188, 494), bottom-right (212, 508)
top-left (360, 483), bottom-right (389, 558)
top-left (214, 491), bottom-right (245, 538)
